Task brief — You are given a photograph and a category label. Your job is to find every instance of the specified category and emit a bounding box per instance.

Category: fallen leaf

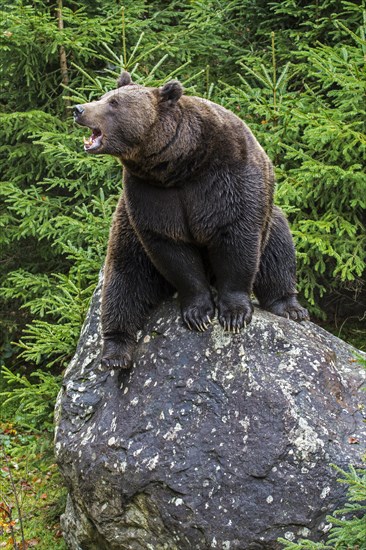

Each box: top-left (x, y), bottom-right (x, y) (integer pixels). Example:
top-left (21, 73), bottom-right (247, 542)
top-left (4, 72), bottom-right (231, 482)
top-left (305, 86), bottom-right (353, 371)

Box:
top-left (25, 539), bottom-right (40, 547)
top-left (20, 481), bottom-right (32, 491)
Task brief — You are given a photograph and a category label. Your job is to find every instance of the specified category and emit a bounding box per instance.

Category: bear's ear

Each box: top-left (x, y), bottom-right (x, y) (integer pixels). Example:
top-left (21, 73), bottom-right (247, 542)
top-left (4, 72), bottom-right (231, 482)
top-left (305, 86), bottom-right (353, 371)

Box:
top-left (159, 80), bottom-right (183, 103)
top-left (117, 71), bottom-right (133, 88)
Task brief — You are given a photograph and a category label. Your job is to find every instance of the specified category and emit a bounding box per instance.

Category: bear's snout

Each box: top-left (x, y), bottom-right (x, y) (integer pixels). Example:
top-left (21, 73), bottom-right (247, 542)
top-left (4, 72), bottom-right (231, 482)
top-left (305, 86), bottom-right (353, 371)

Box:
top-left (73, 104), bottom-right (85, 120)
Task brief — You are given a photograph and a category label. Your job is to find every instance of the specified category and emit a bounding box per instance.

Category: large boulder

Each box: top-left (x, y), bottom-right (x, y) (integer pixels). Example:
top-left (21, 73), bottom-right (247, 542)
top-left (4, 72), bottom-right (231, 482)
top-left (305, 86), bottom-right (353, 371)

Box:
top-left (55, 276), bottom-right (366, 549)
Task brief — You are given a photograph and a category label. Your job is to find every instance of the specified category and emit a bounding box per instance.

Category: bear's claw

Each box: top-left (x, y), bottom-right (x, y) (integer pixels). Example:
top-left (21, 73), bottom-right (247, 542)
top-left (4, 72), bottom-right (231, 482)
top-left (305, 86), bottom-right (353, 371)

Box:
top-left (267, 296), bottom-right (309, 322)
top-left (182, 297), bottom-right (215, 332)
top-left (101, 339), bottom-right (133, 369)
top-left (101, 356), bottom-right (132, 369)
top-left (218, 293), bottom-right (253, 333)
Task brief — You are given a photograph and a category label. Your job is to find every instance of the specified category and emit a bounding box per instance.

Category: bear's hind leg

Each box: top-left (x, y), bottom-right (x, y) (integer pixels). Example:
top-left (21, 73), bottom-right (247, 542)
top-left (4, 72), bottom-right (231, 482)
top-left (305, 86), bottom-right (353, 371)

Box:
top-left (102, 198), bottom-right (172, 369)
top-left (254, 206), bottom-right (309, 322)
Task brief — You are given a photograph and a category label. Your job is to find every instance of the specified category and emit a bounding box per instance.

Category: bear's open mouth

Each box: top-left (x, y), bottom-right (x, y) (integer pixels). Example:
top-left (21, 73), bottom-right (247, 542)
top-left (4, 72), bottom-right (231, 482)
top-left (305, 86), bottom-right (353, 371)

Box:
top-left (83, 128), bottom-right (103, 151)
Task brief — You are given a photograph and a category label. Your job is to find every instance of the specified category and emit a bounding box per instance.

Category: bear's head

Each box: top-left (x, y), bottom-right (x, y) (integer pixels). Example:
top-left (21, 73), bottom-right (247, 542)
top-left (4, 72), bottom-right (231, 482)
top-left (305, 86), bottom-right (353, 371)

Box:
top-left (73, 72), bottom-right (183, 159)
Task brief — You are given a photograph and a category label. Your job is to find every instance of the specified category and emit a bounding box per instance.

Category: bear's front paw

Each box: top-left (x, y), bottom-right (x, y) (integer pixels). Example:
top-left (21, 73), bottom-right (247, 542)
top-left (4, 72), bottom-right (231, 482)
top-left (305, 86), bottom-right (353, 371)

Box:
top-left (218, 292), bottom-right (253, 333)
top-left (181, 295), bottom-right (215, 332)
top-left (101, 338), bottom-right (134, 369)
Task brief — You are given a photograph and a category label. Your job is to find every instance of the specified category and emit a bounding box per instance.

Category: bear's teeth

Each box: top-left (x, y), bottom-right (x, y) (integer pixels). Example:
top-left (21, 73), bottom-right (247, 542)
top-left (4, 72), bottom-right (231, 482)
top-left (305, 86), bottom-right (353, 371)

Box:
top-left (83, 131), bottom-right (103, 152)
top-left (83, 136), bottom-right (93, 147)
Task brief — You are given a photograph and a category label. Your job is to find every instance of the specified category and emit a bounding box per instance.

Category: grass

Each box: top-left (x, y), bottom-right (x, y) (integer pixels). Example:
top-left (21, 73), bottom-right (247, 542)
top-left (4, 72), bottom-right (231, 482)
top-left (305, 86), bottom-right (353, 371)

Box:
top-left (0, 422), bottom-right (66, 549)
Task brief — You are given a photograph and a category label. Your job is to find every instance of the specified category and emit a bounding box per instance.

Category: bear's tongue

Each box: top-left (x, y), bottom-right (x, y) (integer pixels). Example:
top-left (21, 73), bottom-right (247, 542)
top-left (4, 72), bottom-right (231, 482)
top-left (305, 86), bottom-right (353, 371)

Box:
top-left (83, 129), bottom-right (102, 151)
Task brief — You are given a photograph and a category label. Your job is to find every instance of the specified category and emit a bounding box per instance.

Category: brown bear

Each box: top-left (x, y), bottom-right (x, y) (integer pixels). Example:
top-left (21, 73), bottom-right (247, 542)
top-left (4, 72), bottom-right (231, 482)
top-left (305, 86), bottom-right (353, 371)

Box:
top-left (74, 71), bottom-right (309, 369)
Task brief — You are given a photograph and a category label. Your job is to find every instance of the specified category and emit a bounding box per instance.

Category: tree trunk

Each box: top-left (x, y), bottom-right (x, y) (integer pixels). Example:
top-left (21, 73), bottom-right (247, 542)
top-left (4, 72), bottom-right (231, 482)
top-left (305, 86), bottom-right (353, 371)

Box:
top-left (56, 0), bottom-right (71, 111)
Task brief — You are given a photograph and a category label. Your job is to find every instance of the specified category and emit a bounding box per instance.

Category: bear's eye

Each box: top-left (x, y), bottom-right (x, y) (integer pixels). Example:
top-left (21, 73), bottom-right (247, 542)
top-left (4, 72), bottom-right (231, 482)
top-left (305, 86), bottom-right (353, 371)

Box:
top-left (109, 98), bottom-right (119, 107)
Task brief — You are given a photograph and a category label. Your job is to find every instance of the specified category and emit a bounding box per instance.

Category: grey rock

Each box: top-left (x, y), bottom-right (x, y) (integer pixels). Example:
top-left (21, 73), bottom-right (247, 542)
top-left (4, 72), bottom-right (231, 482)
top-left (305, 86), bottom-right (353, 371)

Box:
top-left (55, 275), bottom-right (366, 549)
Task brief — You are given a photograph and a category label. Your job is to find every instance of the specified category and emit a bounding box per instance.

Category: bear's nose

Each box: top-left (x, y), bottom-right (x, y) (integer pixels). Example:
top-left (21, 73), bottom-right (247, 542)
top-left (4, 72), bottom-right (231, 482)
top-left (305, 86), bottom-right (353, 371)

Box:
top-left (73, 105), bottom-right (85, 118)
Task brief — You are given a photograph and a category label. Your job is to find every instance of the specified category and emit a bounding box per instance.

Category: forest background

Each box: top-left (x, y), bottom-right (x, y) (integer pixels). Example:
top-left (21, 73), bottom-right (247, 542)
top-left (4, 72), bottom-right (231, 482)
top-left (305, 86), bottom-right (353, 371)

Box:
top-left (0, 0), bottom-right (365, 548)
